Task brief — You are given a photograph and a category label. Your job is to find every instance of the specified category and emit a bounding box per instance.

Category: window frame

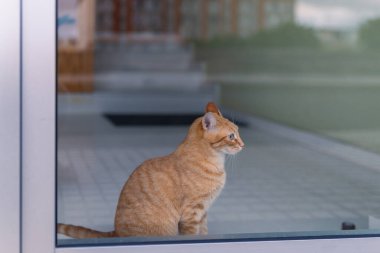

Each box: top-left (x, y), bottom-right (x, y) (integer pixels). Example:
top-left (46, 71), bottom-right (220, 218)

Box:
top-left (20, 0), bottom-right (380, 252)
top-left (21, 0), bottom-right (56, 252)
top-left (0, 1), bottom-right (21, 252)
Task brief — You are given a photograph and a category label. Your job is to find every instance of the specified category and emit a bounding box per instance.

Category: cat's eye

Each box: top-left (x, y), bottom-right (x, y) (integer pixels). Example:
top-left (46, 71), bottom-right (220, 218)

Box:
top-left (228, 133), bottom-right (236, 140)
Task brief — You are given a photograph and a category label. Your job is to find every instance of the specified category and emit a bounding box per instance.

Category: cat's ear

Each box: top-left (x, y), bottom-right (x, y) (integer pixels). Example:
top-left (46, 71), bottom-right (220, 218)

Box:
top-left (202, 112), bottom-right (217, 131)
top-left (206, 102), bottom-right (222, 116)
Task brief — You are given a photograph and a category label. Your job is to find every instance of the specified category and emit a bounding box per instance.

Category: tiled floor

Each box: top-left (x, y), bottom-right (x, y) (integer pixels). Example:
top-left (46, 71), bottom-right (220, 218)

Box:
top-left (57, 113), bottom-right (380, 239)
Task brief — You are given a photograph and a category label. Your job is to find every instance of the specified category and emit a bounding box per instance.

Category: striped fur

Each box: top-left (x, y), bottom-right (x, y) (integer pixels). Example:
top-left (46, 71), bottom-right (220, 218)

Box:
top-left (58, 102), bottom-right (244, 238)
top-left (57, 224), bottom-right (115, 238)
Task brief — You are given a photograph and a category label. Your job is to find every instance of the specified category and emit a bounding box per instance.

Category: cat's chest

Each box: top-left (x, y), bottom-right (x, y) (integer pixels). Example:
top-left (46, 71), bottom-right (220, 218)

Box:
top-left (206, 178), bottom-right (225, 205)
top-left (193, 172), bottom-right (226, 209)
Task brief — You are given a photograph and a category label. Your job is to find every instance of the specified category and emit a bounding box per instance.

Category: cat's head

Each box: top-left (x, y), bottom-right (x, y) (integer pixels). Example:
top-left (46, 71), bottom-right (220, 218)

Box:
top-left (201, 102), bottom-right (244, 155)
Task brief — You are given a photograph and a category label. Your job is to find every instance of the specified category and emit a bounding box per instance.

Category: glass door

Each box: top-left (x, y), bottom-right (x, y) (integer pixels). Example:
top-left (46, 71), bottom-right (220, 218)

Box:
top-left (19, 0), bottom-right (380, 252)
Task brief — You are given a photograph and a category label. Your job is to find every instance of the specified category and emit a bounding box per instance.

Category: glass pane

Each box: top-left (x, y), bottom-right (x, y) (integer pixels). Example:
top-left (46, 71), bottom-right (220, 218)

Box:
top-left (57, 0), bottom-right (380, 246)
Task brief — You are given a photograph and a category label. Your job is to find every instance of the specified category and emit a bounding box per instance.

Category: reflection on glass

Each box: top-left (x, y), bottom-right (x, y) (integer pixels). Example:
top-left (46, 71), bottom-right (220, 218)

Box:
top-left (57, 0), bottom-right (380, 246)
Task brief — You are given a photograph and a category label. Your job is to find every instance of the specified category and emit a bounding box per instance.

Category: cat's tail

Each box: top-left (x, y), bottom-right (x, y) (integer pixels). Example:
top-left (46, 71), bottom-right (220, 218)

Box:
top-left (57, 223), bottom-right (116, 239)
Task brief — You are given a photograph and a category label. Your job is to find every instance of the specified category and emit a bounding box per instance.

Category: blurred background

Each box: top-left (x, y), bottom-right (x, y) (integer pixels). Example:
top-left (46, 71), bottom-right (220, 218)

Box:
top-left (57, 0), bottom-right (380, 243)
top-left (58, 0), bottom-right (380, 153)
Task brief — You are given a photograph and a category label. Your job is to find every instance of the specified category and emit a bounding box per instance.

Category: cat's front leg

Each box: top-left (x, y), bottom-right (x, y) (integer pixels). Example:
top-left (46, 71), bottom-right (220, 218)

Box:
top-left (178, 205), bottom-right (206, 235)
top-left (199, 212), bottom-right (208, 235)
top-left (178, 221), bottom-right (200, 235)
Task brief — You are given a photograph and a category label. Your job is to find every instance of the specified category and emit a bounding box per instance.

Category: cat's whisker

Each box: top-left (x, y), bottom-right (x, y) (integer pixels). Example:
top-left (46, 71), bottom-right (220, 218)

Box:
top-left (226, 154), bottom-right (236, 172)
top-left (225, 155), bottom-right (230, 169)
top-left (228, 155), bottom-right (234, 168)
top-left (232, 155), bottom-right (237, 171)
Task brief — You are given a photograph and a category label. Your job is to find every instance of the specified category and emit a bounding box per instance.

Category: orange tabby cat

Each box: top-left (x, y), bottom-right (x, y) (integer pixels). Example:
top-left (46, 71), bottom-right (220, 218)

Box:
top-left (58, 102), bottom-right (244, 238)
